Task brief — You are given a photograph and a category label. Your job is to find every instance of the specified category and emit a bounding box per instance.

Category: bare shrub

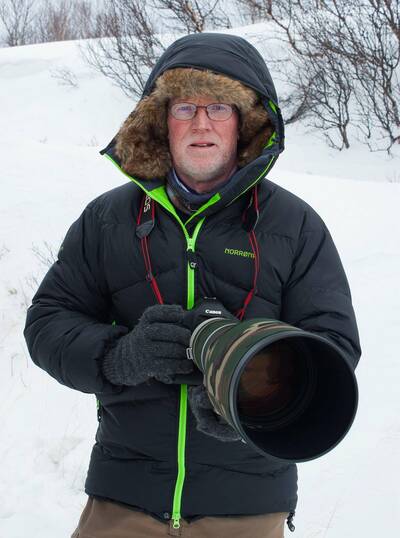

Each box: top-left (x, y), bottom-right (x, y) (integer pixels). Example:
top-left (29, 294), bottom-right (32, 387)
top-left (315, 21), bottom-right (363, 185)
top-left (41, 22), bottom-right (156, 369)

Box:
top-left (31, 240), bottom-right (58, 269)
top-left (348, 0), bottom-right (400, 151)
top-left (17, 241), bottom-right (58, 307)
top-left (34, 0), bottom-right (78, 42)
top-left (50, 66), bottom-right (79, 88)
top-left (0, 0), bottom-right (105, 46)
top-left (80, 0), bottom-right (163, 99)
top-left (72, 0), bottom-right (104, 39)
top-left (24, 273), bottom-right (40, 293)
top-left (0, 0), bottom-right (36, 46)
top-left (0, 244), bottom-right (10, 260)
top-left (237, 0), bottom-right (400, 152)
top-left (152, 0), bottom-right (232, 33)
top-left (234, 0), bottom-right (273, 24)
top-left (80, 0), bottom-right (235, 99)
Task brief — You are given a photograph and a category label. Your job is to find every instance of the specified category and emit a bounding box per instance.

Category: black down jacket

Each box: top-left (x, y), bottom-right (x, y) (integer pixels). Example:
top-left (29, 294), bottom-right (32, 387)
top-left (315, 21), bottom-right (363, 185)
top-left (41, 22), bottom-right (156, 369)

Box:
top-left (24, 33), bottom-right (361, 528)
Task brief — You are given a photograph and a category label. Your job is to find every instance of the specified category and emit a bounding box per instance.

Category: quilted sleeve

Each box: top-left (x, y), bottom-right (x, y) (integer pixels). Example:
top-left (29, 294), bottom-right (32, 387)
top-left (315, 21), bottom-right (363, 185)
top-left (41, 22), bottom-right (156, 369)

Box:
top-left (281, 209), bottom-right (361, 369)
top-left (24, 202), bottom-right (128, 393)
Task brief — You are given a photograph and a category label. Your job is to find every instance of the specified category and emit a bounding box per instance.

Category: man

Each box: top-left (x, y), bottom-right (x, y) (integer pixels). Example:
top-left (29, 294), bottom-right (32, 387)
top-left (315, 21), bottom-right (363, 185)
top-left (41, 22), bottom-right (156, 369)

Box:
top-left (24, 33), bottom-right (361, 538)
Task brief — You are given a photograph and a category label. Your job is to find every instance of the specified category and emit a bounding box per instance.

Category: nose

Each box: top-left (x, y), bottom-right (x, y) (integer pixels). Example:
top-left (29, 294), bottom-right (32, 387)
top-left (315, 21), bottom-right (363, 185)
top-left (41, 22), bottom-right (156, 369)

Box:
top-left (191, 107), bottom-right (212, 130)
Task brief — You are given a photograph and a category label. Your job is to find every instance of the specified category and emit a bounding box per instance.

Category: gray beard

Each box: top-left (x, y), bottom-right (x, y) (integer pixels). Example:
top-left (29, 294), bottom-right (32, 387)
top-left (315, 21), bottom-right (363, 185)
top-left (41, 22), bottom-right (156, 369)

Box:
top-left (178, 161), bottom-right (227, 185)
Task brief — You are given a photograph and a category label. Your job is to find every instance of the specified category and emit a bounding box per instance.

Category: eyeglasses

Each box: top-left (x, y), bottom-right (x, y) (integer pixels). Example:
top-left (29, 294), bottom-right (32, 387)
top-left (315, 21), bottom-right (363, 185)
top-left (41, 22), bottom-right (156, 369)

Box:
top-left (169, 102), bottom-right (235, 121)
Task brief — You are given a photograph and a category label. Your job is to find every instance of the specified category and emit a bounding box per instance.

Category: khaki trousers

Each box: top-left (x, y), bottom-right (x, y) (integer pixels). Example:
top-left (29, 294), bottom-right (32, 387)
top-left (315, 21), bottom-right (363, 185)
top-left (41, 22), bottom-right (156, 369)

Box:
top-left (71, 497), bottom-right (288, 538)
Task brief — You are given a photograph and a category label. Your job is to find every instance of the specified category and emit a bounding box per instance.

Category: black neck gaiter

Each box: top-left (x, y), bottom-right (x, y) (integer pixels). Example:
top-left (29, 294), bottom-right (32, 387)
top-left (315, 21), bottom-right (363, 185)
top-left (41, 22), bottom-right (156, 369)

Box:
top-left (166, 168), bottom-right (236, 215)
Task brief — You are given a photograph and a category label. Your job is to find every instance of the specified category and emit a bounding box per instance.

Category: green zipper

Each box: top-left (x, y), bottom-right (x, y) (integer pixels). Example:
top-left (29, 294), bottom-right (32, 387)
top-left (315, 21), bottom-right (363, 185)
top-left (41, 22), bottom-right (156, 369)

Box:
top-left (102, 153), bottom-right (259, 528)
top-left (186, 223), bottom-right (204, 309)
top-left (171, 384), bottom-right (188, 528)
top-left (104, 155), bottom-right (206, 527)
top-left (171, 218), bottom-right (204, 529)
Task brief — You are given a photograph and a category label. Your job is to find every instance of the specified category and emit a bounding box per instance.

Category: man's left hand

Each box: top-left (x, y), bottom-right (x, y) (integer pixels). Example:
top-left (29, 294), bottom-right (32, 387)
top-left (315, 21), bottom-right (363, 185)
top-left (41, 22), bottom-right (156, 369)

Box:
top-left (187, 385), bottom-right (241, 442)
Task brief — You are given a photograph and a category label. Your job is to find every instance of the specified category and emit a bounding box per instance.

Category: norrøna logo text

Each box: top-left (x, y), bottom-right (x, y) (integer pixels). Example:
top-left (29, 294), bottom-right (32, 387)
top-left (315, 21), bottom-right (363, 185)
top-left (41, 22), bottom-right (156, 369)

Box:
top-left (224, 248), bottom-right (255, 259)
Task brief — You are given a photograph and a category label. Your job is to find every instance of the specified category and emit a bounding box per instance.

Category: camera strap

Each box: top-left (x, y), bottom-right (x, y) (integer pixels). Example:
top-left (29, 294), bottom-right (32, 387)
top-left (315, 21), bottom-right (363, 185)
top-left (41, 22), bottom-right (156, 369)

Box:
top-left (136, 193), bottom-right (164, 304)
top-left (237, 186), bottom-right (260, 320)
top-left (136, 186), bottom-right (260, 317)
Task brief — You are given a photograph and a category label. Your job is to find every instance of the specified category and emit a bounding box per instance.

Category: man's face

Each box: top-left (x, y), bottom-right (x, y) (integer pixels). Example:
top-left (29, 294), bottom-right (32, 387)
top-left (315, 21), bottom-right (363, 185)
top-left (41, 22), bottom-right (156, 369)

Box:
top-left (167, 97), bottom-right (239, 194)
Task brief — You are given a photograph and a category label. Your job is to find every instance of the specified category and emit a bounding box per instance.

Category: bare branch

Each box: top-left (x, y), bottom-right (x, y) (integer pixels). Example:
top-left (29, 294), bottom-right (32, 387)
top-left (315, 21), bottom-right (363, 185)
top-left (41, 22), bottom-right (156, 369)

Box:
top-left (250, 0), bottom-right (400, 151)
top-left (80, 0), bottom-right (163, 99)
top-left (152, 0), bottom-right (231, 33)
top-left (0, 0), bottom-right (36, 46)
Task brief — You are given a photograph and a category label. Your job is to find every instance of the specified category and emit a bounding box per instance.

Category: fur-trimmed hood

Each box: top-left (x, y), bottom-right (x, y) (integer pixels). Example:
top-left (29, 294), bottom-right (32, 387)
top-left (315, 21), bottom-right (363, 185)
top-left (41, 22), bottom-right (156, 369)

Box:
top-left (100, 33), bottom-right (285, 214)
top-left (114, 68), bottom-right (274, 180)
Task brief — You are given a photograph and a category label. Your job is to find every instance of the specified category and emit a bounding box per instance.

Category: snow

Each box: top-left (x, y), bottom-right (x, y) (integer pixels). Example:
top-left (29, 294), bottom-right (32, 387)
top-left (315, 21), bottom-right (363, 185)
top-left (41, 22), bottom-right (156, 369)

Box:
top-left (1, 28), bottom-right (399, 537)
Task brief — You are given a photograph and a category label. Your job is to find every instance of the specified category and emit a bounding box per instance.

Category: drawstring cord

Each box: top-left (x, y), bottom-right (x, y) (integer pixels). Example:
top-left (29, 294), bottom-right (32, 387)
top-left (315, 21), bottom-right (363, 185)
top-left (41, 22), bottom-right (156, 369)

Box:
top-left (287, 511), bottom-right (296, 532)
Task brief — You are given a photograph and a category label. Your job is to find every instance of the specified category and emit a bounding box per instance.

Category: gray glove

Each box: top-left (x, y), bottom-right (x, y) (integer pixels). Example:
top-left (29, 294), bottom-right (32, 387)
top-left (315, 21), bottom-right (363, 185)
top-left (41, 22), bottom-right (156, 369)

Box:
top-left (188, 385), bottom-right (241, 442)
top-left (102, 304), bottom-right (194, 386)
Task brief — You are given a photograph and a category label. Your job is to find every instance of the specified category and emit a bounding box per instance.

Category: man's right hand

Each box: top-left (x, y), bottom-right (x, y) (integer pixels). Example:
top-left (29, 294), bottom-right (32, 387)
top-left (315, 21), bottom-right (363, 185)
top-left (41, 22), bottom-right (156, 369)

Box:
top-left (101, 304), bottom-right (194, 386)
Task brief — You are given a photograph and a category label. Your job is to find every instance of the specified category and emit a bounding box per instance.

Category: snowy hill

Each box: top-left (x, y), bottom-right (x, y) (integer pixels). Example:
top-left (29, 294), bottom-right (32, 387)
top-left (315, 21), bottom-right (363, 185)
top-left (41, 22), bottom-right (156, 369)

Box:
top-left (1, 27), bottom-right (399, 537)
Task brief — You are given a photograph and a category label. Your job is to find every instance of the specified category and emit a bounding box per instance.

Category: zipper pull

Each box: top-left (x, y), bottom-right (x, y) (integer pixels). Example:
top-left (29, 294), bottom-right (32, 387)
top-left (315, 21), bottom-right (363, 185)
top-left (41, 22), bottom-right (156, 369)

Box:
top-left (169, 516), bottom-right (181, 535)
top-left (187, 249), bottom-right (197, 269)
top-left (287, 511), bottom-right (296, 532)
